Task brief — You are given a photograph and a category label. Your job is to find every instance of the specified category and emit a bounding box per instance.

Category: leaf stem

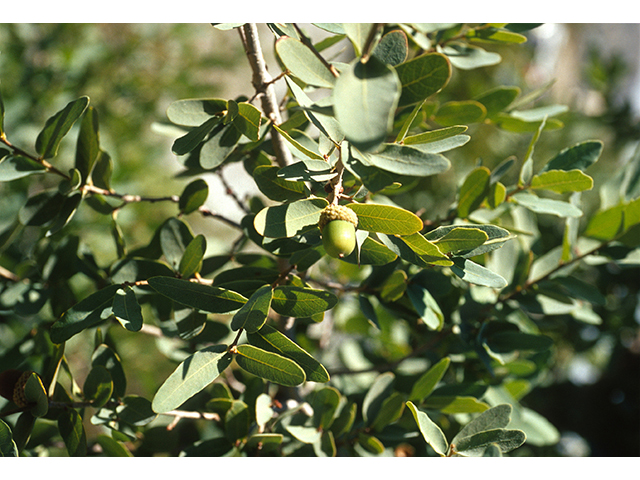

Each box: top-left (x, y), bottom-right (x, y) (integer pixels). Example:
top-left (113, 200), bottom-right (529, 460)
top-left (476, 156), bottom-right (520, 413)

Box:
top-left (0, 134), bottom-right (70, 179)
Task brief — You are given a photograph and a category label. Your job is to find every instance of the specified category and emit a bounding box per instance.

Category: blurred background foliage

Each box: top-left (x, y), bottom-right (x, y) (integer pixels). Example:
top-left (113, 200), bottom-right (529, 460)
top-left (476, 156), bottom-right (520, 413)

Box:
top-left (0, 23), bottom-right (638, 456)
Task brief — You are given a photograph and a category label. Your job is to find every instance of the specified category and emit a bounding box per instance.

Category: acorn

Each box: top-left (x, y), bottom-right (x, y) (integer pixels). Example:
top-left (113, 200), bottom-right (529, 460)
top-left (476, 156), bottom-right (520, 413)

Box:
top-left (319, 204), bottom-right (358, 259)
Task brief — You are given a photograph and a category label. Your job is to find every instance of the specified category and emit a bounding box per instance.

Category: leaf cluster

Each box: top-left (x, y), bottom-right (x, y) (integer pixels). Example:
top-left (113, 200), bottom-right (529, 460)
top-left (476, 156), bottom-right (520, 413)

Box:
top-left (0, 23), bottom-right (638, 457)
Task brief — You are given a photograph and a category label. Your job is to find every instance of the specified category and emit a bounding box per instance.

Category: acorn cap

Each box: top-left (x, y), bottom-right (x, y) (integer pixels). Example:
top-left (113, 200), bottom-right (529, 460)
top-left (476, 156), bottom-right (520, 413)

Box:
top-left (319, 204), bottom-right (358, 231)
top-left (12, 371), bottom-right (33, 408)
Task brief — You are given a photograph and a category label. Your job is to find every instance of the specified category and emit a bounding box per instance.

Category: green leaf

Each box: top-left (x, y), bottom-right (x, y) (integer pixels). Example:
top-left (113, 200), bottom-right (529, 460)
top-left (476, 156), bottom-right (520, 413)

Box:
top-left (147, 276), bottom-right (247, 314)
top-left (403, 125), bottom-right (468, 145)
top-left (253, 165), bottom-right (308, 202)
top-left (172, 116), bottom-right (219, 155)
top-left (0, 155), bottom-right (46, 181)
top-left (311, 387), bottom-right (341, 430)
top-left (166, 98), bottom-right (227, 127)
top-left (429, 227), bottom-right (488, 255)
top-left (286, 77), bottom-right (344, 144)
top-left (44, 191), bottom-right (83, 237)
top-left (342, 23), bottom-right (374, 57)
top-left (57, 409), bottom-right (87, 457)
top-left (277, 158), bottom-right (335, 182)
top-left (248, 324), bottom-right (330, 383)
top-left (179, 178), bottom-right (209, 214)
top-left (395, 52), bottom-right (451, 107)
top-left (83, 365), bottom-right (113, 408)
top-left (380, 269), bottom-right (407, 302)
top-left (333, 56), bottom-right (401, 151)
top-left (225, 400), bottom-right (250, 442)
top-left (116, 396), bottom-right (157, 426)
top-left (235, 344), bottom-right (306, 386)
top-left (454, 428), bottom-right (526, 456)
top-left (451, 258), bottom-right (508, 289)
top-left (342, 234), bottom-right (399, 266)
top-left (467, 27), bottom-right (527, 44)
top-left (583, 202), bottom-right (624, 241)
top-left (363, 372), bottom-right (395, 424)
top-left (409, 357), bottom-right (451, 402)
top-left (95, 435), bottom-right (132, 457)
top-left (152, 345), bottom-right (232, 413)
top-left (198, 123), bottom-right (242, 170)
top-left (159, 217), bottom-right (194, 269)
top-left (440, 43), bottom-right (502, 70)
top-left (286, 425), bottom-right (322, 444)
top-left (271, 285), bottom-right (337, 318)
top-left (424, 396), bottom-right (490, 414)
top-left (496, 114), bottom-right (563, 133)
top-left (475, 86), bottom-right (521, 118)
top-left (540, 140), bottom-right (603, 172)
top-left (530, 169), bottom-right (593, 193)
top-left (426, 224), bottom-right (514, 258)
top-left (0, 419), bottom-right (18, 457)
top-left (36, 96), bottom-right (90, 159)
top-left (399, 232), bottom-right (453, 266)
top-left (372, 29), bottom-right (408, 66)
top-left (24, 372), bottom-right (48, 417)
top-left (358, 433), bottom-right (385, 454)
top-left (406, 282), bottom-right (444, 330)
top-left (510, 104), bottom-right (568, 122)
top-left (276, 36), bottom-right (336, 88)
top-left (512, 192), bottom-right (583, 217)
top-left (347, 203), bottom-right (423, 235)
top-left (452, 404), bottom-right (513, 445)
top-left (458, 167), bottom-right (491, 217)
top-left (112, 286), bottom-right (143, 332)
top-left (75, 106), bottom-right (100, 183)
top-left (406, 134), bottom-right (470, 155)
top-left (329, 402), bottom-right (357, 438)
top-left (355, 143), bottom-right (451, 177)
top-left (406, 401), bottom-right (449, 456)
top-left (253, 197), bottom-right (328, 238)
top-left (435, 101), bottom-right (486, 126)
top-left (92, 344), bottom-right (126, 398)
top-left (179, 234), bottom-right (207, 278)
top-left (370, 391), bottom-right (406, 432)
top-left (233, 102), bottom-right (262, 142)
top-left (50, 284), bottom-right (121, 343)
top-left (272, 124), bottom-right (325, 161)
top-left (230, 285), bottom-right (273, 333)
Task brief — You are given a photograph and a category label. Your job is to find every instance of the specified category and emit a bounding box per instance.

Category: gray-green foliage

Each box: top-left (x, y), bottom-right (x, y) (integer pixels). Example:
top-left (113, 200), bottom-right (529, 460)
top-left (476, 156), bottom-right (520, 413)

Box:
top-left (0, 23), bottom-right (638, 457)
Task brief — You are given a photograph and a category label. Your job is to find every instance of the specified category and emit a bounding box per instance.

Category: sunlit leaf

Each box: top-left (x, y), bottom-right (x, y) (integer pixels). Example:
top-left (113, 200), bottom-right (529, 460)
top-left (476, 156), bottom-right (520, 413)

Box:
top-left (395, 52), bottom-right (451, 107)
top-left (333, 56), bottom-right (401, 151)
top-left (276, 36), bottom-right (336, 88)
top-left (235, 344), bottom-right (306, 386)
top-left (147, 276), bottom-right (248, 314)
top-left (347, 203), bottom-right (423, 235)
top-left (230, 284), bottom-right (273, 333)
top-left (540, 140), bottom-right (603, 172)
top-left (406, 401), bottom-right (449, 456)
top-left (254, 197), bottom-right (328, 238)
top-left (112, 286), bottom-right (143, 332)
top-left (152, 345), bottom-right (232, 413)
top-left (409, 357), bottom-right (451, 402)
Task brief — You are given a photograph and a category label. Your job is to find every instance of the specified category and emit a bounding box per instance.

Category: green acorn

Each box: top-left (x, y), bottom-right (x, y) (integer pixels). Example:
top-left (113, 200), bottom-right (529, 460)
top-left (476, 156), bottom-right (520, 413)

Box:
top-left (319, 204), bottom-right (359, 259)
